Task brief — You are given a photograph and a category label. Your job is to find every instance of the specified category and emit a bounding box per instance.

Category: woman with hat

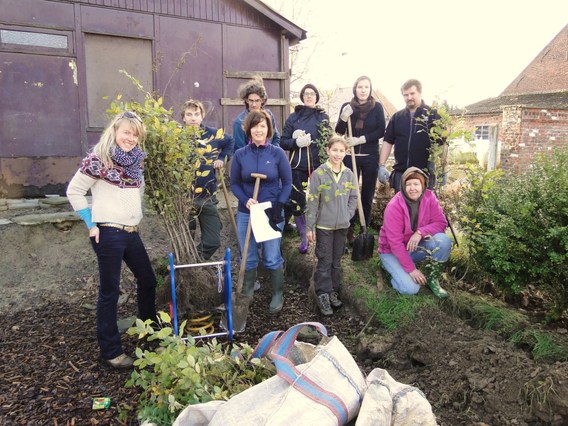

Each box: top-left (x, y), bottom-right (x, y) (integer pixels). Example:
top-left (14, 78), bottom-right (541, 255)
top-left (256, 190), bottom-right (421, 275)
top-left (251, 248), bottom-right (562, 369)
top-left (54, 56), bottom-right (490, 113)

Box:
top-left (280, 83), bottom-right (331, 253)
top-left (335, 75), bottom-right (386, 242)
top-left (378, 167), bottom-right (452, 299)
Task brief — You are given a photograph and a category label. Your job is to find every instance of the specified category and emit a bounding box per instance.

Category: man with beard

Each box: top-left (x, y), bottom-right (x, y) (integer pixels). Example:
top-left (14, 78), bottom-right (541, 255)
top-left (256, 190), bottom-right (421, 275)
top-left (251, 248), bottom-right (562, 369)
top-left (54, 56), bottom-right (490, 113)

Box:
top-left (377, 79), bottom-right (446, 192)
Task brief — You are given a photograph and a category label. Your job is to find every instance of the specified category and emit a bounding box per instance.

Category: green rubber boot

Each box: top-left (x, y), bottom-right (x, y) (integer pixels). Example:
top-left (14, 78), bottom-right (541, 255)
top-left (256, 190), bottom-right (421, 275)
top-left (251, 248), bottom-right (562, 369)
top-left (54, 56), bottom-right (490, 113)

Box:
top-left (427, 262), bottom-right (449, 299)
top-left (243, 268), bottom-right (257, 297)
top-left (269, 268), bottom-right (285, 314)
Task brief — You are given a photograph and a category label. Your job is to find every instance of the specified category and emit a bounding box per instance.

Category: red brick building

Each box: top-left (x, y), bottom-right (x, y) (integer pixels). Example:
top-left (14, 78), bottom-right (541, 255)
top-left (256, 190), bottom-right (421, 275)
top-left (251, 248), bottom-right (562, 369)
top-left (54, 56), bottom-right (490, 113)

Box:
top-left (460, 24), bottom-right (568, 173)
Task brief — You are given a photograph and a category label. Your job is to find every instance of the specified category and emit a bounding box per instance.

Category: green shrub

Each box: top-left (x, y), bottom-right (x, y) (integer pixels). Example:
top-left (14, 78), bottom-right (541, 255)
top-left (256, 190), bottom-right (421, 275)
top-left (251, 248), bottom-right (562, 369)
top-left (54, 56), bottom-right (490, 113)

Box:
top-left (125, 312), bottom-right (276, 425)
top-left (458, 148), bottom-right (568, 318)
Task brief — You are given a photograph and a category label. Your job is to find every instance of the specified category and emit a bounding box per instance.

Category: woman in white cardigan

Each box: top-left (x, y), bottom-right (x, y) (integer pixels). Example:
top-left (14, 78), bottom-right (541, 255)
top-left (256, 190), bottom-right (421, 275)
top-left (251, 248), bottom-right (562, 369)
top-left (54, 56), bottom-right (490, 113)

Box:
top-left (67, 111), bottom-right (156, 369)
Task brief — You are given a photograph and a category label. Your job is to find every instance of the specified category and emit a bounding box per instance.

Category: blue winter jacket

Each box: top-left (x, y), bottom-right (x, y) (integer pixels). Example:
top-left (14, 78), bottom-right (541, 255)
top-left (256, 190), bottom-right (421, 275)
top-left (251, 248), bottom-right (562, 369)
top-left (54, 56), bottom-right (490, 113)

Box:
top-left (384, 101), bottom-right (443, 172)
top-left (194, 125), bottom-right (234, 199)
top-left (232, 107), bottom-right (280, 150)
top-left (280, 105), bottom-right (330, 172)
top-left (230, 142), bottom-right (292, 213)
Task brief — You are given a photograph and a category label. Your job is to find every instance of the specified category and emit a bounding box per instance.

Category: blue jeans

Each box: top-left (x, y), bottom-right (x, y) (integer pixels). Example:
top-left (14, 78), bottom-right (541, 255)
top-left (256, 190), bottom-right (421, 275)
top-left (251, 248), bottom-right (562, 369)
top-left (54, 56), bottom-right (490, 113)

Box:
top-left (236, 211), bottom-right (284, 270)
top-left (379, 233), bottom-right (452, 295)
top-left (91, 227), bottom-right (157, 360)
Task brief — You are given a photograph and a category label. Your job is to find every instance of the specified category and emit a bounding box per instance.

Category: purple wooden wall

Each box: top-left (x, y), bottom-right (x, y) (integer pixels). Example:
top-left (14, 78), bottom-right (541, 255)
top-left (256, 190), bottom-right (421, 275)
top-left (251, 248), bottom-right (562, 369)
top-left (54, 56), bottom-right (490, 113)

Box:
top-left (0, 0), bottom-right (295, 197)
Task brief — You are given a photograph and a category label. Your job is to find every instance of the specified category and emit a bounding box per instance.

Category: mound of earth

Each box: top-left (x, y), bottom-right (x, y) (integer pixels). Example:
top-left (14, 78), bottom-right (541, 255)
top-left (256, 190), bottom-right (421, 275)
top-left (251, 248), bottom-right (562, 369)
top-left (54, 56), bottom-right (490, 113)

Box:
top-left (1, 204), bottom-right (567, 425)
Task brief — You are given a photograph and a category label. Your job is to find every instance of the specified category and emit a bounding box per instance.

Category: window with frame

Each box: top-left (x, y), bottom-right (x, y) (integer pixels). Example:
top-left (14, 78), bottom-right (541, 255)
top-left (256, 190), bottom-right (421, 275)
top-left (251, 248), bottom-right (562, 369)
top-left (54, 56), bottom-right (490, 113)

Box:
top-left (475, 125), bottom-right (490, 140)
top-left (0, 27), bottom-right (72, 54)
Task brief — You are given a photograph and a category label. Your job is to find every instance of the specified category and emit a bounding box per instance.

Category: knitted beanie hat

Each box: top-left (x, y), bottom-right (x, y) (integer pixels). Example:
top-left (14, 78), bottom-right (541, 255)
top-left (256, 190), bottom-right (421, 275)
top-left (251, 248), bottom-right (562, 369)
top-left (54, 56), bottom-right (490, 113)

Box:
top-left (300, 83), bottom-right (320, 104)
top-left (402, 166), bottom-right (428, 191)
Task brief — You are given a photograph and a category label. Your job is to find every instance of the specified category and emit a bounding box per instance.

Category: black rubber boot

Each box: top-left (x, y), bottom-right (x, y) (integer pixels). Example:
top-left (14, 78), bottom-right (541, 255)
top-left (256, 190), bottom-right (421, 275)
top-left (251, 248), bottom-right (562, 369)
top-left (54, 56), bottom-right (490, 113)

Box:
top-left (269, 268), bottom-right (285, 314)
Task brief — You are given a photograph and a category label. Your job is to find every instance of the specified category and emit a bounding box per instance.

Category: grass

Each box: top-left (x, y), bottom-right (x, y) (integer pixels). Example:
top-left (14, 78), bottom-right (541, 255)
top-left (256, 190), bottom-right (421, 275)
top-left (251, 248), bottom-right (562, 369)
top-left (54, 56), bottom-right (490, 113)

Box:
top-left (449, 290), bottom-right (568, 362)
top-left (520, 376), bottom-right (558, 416)
top-left (341, 254), bottom-right (437, 330)
top-left (354, 286), bottom-right (436, 330)
top-left (281, 232), bottom-right (568, 362)
top-left (511, 329), bottom-right (568, 362)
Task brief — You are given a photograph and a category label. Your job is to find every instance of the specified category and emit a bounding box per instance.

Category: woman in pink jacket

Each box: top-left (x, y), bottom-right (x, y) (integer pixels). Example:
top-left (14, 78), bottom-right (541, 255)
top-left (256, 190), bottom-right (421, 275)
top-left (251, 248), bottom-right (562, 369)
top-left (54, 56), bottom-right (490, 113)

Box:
top-left (378, 167), bottom-right (451, 298)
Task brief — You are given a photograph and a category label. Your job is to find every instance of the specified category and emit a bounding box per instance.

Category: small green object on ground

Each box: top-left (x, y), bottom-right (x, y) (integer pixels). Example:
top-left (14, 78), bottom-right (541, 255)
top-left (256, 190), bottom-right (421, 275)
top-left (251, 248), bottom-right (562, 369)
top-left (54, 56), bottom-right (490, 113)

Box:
top-left (92, 397), bottom-right (111, 410)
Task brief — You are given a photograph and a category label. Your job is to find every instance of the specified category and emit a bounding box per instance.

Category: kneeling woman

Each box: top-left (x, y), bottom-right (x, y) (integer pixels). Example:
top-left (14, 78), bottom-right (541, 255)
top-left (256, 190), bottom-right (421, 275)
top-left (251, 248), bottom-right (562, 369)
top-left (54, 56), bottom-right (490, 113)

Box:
top-left (378, 167), bottom-right (451, 298)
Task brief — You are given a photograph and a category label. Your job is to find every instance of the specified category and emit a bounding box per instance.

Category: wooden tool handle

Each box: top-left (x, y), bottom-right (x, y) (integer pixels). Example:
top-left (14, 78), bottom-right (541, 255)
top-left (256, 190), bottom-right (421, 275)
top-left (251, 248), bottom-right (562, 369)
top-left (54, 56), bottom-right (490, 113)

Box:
top-left (236, 173), bottom-right (267, 293)
top-left (217, 168), bottom-right (238, 239)
top-left (347, 118), bottom-right (367, 232)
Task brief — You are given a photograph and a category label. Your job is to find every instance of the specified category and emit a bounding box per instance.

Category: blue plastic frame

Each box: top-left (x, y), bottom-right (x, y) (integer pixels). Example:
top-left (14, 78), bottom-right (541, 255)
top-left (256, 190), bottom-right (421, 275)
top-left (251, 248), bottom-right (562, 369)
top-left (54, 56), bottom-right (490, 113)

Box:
top-left (168, 248), bottom-right (233, 341)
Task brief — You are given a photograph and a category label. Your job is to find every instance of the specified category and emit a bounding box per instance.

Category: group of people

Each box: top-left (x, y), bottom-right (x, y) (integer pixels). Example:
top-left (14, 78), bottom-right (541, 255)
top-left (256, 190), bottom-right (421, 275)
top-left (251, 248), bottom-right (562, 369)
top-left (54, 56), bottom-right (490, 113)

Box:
top-left (66, 75), bottom-right (452, 369)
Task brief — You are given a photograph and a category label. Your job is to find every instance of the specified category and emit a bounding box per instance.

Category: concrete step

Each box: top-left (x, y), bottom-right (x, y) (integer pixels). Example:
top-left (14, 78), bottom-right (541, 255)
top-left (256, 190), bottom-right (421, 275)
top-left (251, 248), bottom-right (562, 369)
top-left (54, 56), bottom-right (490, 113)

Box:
top-left (11, 211), bottom-right (81, 226)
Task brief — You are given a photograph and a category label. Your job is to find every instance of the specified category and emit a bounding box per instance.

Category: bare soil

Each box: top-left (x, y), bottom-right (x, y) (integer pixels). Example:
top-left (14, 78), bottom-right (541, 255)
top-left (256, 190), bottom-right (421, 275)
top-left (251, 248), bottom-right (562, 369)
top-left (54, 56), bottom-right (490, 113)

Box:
top-left (1, 205), bottom-right (567, 425)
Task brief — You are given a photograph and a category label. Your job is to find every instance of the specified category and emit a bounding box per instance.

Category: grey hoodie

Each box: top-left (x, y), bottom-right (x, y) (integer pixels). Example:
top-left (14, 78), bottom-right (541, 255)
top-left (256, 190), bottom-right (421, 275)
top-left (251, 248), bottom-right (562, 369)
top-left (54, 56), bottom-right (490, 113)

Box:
top-left (306, 161), bottom-right (358, 232)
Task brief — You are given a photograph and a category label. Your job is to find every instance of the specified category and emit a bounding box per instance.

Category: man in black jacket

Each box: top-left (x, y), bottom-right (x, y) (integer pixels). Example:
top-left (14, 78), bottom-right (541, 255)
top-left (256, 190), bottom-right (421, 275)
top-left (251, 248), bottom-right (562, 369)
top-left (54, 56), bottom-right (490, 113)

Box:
top-left (378, 79), bottom-right (446, 192)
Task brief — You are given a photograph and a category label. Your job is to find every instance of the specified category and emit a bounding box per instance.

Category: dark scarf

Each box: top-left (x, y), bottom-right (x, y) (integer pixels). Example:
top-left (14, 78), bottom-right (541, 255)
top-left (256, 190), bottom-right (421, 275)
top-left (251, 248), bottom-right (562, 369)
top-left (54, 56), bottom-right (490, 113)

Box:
top-left (402, 188), bottom-right (424, 231)
top-left (110, 146), bottom-right (146, 182)
top-left (350, 96), bottom-right (376, 130)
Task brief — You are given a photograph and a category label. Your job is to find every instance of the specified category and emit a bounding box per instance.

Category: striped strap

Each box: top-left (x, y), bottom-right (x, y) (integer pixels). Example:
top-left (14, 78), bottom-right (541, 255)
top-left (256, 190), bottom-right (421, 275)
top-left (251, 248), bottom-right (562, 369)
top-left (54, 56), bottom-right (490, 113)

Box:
top-left (252, 330), bottom-right (283, 358)
top-left (268, 322), bottom-right (348, 424)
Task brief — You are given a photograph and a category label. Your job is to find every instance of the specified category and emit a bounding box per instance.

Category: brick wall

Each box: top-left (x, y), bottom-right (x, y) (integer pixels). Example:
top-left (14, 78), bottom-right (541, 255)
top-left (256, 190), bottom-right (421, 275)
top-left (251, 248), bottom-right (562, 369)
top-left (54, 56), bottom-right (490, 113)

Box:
top-left (500, 107), bottom-right (568, 173)
top-left (515, 108), bottom-right (568, 172)
top-left (463, 107), bottom-right (568, 173)
top-left (500, 106), bottom-right (523, 173)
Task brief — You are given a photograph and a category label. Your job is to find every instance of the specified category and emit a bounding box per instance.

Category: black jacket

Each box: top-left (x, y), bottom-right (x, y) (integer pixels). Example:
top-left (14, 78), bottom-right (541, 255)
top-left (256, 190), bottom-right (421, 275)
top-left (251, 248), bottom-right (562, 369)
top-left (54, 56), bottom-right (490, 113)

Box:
top-left (335, 100), bottom-right (385, 157)
top-left (281, 105), bottom-right (330, 172)
top-left (384, 102), bottom-right (443, 172)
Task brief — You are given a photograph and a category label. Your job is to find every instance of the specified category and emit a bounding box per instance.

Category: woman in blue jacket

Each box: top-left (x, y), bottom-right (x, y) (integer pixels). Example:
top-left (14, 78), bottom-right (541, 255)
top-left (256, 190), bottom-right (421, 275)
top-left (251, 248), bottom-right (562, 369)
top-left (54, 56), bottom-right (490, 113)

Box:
top-left (230, 110), bottom-right (292, 314)
top-left (335, 75), bottom-right (385, 242)
top-left (280, 83), bottom-right (331, 254)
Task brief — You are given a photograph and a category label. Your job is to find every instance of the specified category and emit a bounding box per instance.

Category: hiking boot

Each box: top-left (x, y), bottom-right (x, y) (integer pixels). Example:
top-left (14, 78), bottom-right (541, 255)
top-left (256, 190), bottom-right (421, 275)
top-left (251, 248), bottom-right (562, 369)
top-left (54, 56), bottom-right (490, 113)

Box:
top-left (318, 293), bottom-right (333, 316)
top-left (105, 353), bottom-right (134, 369)
top-left (329, 291), bottom-right (343, 308)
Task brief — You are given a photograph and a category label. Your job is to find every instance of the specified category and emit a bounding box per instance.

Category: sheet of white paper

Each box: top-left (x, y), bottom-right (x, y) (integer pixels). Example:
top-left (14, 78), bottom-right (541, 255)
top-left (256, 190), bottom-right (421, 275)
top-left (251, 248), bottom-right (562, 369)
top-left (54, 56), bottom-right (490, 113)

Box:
top-left (250, 201), bottom-right (282, 243)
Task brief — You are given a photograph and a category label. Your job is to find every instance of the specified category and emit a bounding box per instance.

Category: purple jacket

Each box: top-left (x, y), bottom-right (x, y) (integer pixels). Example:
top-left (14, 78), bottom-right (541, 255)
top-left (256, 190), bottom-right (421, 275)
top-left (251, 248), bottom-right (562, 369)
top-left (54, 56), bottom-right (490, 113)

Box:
top-left (379, 190), bottom-right (447, 272)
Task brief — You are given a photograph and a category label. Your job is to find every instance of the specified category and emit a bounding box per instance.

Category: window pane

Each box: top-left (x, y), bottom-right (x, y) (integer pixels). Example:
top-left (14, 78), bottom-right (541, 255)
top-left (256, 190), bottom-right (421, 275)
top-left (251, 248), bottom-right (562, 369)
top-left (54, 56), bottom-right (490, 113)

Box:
top-left (1, 30), bottom-right (67, 49)
top-left (476, 125), bottom-right (490, 140)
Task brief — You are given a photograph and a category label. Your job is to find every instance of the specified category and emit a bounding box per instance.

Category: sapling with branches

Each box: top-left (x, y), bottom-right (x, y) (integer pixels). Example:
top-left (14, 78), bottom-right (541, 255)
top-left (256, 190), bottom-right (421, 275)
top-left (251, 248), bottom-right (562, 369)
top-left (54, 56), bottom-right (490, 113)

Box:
top-left (108, 70), bottom-right (222, 311)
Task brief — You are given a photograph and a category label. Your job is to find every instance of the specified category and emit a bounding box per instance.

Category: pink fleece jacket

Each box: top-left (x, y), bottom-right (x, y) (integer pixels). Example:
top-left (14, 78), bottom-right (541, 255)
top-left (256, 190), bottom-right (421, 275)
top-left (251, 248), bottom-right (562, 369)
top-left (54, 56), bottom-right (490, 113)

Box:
top-left (378, 190), bottom-right (447, 272)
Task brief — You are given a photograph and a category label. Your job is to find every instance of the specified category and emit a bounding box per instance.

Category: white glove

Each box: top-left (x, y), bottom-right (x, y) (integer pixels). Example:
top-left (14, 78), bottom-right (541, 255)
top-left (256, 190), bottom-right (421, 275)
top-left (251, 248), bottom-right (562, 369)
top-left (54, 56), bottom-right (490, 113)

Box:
top-left (340, 104), bottom-right (353, 122)
top-left (347, 136), bottom-right (366, 147)
top-left (296, 133), bottom-right (312, 148)
top-left (292, 129), bottom-right (306, 139)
